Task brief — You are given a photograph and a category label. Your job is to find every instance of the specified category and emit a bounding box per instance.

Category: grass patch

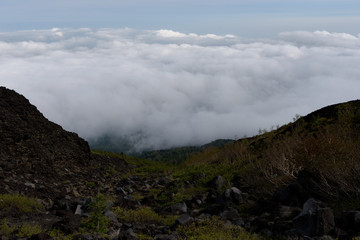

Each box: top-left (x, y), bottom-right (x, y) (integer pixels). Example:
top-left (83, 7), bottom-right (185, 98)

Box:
top-left (47, 228), bottom-right (74, 240)
top-left (0, 218), bottom-right (16, 238)
top-left (17, 222), bottom-right (43, 238)
top-left (0, 194), bottom-right (43, 214)
top-left (0, 219), bottom-right (43, 238)
top-left (92, 149), bottom-right (174, 176)
top-left (113, 206), bottom-right (177, 226)
top-left (177, 216), bottom-right (262, 240)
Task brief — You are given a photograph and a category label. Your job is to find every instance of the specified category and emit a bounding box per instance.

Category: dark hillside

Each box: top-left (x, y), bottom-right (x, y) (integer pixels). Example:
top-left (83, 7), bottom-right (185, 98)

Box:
top-left (0, 87), bottom-right (129, 199)
top-left (180, 99), bottom-right (360, 201)
top-left (0, 86), bottom-right (90, 165)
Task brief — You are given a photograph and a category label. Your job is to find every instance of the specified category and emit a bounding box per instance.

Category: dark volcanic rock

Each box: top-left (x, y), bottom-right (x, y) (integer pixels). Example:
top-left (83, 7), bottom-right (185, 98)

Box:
top-left (292, 198), bottom-right (335, 237)
top-left (0, 86), bottom-right (90, 167)
top-left (272, 170), bottom-right (334, 207)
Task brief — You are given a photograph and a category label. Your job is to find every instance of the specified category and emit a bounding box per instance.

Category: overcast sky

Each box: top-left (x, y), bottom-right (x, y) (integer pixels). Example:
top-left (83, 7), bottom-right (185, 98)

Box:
top-left (0, 1), bottom-right (360, 151)
top-left (0, 0), bottom-right (359, 37)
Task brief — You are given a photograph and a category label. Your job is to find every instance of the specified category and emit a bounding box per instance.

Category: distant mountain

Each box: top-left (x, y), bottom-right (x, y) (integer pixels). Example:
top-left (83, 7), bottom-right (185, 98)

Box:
top-left (88, 132), bottom-right (234, 164)
top-left (88, 134), bottom-right (134, 154)
top-left (137, 139), bottom-right (234, 164)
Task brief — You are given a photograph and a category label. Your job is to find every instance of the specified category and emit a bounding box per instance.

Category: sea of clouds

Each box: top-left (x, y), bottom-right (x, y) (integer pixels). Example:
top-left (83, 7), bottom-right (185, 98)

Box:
top-left (1, 28), bottom-right (360, 151)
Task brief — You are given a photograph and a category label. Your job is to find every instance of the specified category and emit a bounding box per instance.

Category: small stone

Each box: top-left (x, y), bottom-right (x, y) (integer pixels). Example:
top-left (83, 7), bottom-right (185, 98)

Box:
top-left (25, 182), bottom-right (35, 188)
top-left (74, 205), bottom-right (82, 215)
top-left (220, 207), bottom-right (240, 221)
top-left (175, 214), bottom-right (193, 226)
top-left (72, 189), bottom-right (80, 197)
top-left (116, 187), bottom-right (127, 195)
top-left (108, 229), bottom-right (120, 239)
top-left (104, 210), bottom-right (119, 224)
top-left (171, 202), bottom-right (187, 214)
top-left (125, 228), bottom-right (138, 240)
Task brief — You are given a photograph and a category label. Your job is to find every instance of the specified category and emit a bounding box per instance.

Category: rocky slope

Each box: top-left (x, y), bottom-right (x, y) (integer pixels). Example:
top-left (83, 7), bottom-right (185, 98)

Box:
top-left (0, 87), bottom-right (90, 164)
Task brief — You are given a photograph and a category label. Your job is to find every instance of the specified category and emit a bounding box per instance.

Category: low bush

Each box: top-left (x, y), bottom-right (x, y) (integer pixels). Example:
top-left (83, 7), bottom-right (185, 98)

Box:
top-left (17, 222), bottom-right (43, 238)
top-left (177, 216), bottom-right (261, 240)
top-left (113, 206), bottom-right (177, 226)
top-left (0, 194), bottom-right (43, 214)
top-left (0, 219), bottom-right (43, 238)
top-left (0, 218), bottom-right (16, 237)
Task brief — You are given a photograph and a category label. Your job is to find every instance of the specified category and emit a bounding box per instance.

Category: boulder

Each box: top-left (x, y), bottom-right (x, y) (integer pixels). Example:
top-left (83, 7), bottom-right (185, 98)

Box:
top-left (272, 170), bottom-right (334, 208)
top-left (210, 175), bottom-right (225, 189)
top-left (224, 187), bottom-right (243, 205)
top-left (293, 198), bottom-right (335, 237)
top-left (220, 207), bottom-right (241, 221)
top-left (340, 211), bottom-right (360, 235)
top-left (175, 214), bottom-right (193, 226)
top-left (171, 202), bottom-right (187, 214)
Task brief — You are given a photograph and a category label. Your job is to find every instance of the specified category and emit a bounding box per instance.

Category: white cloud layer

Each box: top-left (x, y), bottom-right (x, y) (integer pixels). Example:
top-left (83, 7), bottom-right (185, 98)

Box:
top-left (1, 28), bottom-right (360, 151)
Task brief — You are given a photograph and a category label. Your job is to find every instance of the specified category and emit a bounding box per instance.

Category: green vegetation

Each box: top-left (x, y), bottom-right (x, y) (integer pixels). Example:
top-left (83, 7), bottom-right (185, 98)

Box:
top-left (47, 228), bottom-right (74, 240)
top-left (0, 219), bottom-right (43, 238)
top-left (81, 193), bottom-right (110, 233)
top-left (0, 194), bottom-right (43, 214)
top-left (177, 216), bottom-right (261, 240)
top-left (113, 206), bottom-right (178, 226)
top-left (17, 222), bottom-right (43, 238)
top-left (92, 149), bottom-right (173, 176)
top-left (0, 218), bottom-right (16, 238)
top-left (141, 139), bottom-right (234, 164)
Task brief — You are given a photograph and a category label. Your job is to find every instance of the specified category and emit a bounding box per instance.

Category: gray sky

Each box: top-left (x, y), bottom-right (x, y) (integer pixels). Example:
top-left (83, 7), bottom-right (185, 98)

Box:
top-left (1, 29), bottom-right (360, 151)
top-left (0, 0), bottom-right (359, 37)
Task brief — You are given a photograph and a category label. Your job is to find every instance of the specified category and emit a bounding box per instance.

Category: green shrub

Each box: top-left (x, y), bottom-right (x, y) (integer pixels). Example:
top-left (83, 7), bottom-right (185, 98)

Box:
top-left (47, 228), bottom-right (74, 240)
top-left (81, 193), bottom-right (110, 233)
top-left (0, 194), bottom-right (43, 214)
top-left (113, 206), bottom-right (177, 226)
top-left (0, 218), bottom-right (16, 237)
top-left (17, 222), bottom-right (43, 238)
top-left (177, 216), bottom-right (261, 240)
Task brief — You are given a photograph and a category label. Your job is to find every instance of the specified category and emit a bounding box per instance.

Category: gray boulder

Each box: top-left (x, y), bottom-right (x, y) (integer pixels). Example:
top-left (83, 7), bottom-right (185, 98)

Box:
top-left (220, 207), bottom-right (241, 221)
top-left (171, 202), bottom-right (187, 214)
top-left (210, 175), bottom-right (225, 189)
top-left (175, 214), bottom-right (193, 226)
top-left (223, 187), bottom-right (243, 205)
top-left (293, 198), bottom-right (335, 237)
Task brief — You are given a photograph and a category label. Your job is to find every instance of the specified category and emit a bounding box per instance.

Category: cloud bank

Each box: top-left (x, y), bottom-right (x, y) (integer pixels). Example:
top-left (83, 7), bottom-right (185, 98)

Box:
top-left (1, 28), bottom-right (360, 151)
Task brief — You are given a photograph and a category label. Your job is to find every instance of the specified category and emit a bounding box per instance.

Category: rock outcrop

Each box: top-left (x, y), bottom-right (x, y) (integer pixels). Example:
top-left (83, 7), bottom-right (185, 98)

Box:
top-left (0, 86), bottom-right (90, 167)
